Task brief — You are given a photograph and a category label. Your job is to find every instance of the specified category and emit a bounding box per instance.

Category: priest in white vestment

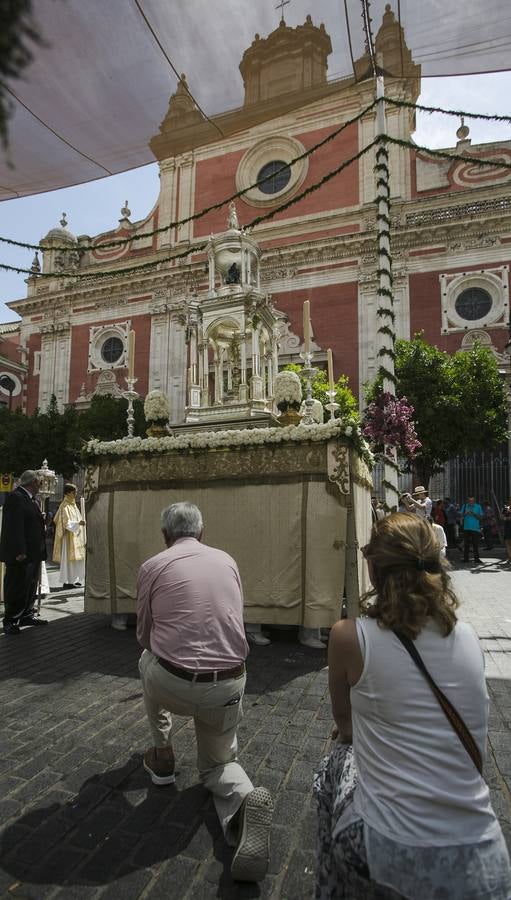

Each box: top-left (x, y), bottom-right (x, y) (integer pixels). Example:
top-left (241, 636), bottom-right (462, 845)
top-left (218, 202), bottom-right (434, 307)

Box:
top-left (52, 484), bottom-right (86, 588)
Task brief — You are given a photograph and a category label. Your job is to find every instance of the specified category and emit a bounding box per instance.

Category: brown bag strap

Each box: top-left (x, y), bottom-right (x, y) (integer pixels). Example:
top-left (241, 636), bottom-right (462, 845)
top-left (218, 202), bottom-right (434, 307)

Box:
top-left (393, 629), bottom-right (483, 775)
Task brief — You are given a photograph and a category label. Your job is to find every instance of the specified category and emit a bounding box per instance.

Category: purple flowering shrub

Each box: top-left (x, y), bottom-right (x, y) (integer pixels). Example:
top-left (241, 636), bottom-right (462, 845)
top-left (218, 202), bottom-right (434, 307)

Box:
top-left (362, 392), bottom-right (421, 459)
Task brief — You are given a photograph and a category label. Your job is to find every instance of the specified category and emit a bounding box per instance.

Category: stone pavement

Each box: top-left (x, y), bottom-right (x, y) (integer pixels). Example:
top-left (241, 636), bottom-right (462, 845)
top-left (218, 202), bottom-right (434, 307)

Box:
top-left (0, 554), bottom-right (509, 900)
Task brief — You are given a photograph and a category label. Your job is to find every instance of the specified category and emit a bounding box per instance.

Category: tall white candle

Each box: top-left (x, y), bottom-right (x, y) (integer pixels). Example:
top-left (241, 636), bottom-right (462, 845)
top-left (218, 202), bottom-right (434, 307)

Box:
top-left (80, 497), bottom-right (86, 522)
top-left (127, 329), bottom-right (136, 378)
top-left (303, 300), bottom-right (311, 353)
top-left (327, 348), bottom-right (334, 390)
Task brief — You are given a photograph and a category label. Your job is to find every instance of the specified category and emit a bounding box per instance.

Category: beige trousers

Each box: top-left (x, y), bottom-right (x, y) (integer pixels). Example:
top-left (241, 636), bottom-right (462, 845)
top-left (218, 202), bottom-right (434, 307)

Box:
top-left (138, 649), bottom-right (253, 841)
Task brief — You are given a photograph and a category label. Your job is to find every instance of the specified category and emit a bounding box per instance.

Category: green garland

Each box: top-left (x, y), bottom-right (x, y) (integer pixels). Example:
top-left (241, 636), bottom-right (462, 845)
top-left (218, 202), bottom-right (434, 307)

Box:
top-left (377, 347), bottom-right (395, 360)
top-left (376, 307), bottom-right (395, 322)
top-left (0, 99), bottom-right (379, 255)
top-left (384, 135), bottom-right (511, 171)
top-left (1, 242), bottom-right (206, 281)
top-left (247, 141), bottom-right (377, 230)
top-left (384, 97), bottom-right (511, 124)
top-left (378, 366), bottom-right (397, 384)
top-left (378, 325), bottom-right (396, 340)
top-left (4, 140), bottom-right (379, 281)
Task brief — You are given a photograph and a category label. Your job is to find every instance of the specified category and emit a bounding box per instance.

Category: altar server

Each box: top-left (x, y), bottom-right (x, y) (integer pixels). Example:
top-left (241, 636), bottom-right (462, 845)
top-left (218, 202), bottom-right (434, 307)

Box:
top-left (52, 484), bottom-right (86, 589)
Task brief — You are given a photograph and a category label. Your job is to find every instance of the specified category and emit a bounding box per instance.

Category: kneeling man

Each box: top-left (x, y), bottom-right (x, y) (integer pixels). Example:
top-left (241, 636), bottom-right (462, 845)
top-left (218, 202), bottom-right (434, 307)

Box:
top-left (137, 501), bottom-right (273, 882)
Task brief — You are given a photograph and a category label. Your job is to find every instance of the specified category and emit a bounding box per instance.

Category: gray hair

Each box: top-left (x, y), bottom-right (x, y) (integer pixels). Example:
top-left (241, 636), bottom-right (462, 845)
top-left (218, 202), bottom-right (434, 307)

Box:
top-left (19, 469), bottom-right (38, 486)
top-left (161, 502), bottom-right (203, 541)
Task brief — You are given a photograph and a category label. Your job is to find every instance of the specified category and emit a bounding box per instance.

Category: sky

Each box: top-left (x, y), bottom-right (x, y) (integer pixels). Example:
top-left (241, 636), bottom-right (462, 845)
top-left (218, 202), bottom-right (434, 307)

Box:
top-left (1, 70), bottom-right (511, 323)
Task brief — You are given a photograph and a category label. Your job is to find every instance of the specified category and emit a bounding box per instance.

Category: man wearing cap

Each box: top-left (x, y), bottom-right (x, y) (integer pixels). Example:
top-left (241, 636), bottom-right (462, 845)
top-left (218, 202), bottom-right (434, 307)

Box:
top-left (408, 485), bottom-right (432, 519)
top-left (136, 501), bottom-right (273, 883)
top-left (0, 470), bottom-right (48, 635)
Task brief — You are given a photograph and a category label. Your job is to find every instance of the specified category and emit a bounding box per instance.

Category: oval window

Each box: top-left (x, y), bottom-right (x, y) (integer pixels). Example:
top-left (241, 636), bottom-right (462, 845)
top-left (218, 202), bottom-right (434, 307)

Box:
top-left (256, 160), bottom-right (292, 195)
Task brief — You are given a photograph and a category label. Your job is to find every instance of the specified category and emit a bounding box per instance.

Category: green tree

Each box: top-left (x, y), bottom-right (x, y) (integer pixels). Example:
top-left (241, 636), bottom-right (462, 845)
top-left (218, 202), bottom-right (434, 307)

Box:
top-left (0, 395), bottom-right (147, 478)
top-left (0, 406), bottom-right (34, 473)
top-left (365, 335), bottom-right (508, 487)
top-left (284, 364), bottom-right (359, 422)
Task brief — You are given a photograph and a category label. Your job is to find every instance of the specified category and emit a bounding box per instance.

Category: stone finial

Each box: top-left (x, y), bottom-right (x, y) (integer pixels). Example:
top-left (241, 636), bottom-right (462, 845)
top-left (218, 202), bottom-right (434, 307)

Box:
top-left (227, 201), bottom-right (240, 230)
top-left (60, 213), bottom-right (68, 228)
top-left (456, 116), bottom-right (470, 142)
top-left (120, 200), bottom-right (131, 219)
top-left (30, 252), bottom-right (41, 273)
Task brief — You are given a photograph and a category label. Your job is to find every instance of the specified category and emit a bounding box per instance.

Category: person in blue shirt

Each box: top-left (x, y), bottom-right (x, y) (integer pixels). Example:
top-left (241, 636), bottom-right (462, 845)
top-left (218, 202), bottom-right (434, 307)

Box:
top-left (459, 495), bottom-right (483, 565)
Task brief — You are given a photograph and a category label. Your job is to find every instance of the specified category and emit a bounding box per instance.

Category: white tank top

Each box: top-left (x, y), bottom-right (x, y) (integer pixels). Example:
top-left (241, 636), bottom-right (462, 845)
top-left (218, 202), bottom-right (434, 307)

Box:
top-left (351, 617), bottom-right (500, 846)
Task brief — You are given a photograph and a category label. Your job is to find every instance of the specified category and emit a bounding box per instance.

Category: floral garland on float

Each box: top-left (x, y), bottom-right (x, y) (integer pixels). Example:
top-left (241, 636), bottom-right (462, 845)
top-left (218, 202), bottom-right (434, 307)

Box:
top-left (83, 418), bottom-right (374, 469)
top-left (143, 390), bottom-right (171, 437)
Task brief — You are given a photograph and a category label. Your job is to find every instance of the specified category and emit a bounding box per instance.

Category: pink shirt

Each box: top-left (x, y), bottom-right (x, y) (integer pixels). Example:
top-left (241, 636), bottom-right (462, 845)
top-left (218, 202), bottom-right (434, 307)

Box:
top-left (136, 537), bottom-right (249, 670)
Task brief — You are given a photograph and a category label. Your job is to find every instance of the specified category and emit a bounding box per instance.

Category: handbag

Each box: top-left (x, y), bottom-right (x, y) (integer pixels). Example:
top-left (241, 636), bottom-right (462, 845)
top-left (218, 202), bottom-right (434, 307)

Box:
top-left (393, 629), bottom-right (483, 775)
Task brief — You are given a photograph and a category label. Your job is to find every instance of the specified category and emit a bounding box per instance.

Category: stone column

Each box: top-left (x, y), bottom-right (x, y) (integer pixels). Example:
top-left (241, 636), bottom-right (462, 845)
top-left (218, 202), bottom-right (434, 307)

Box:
top-left (239, 332), bottom-right (248, 402)
top-left (148, 297), bottom-right (170, 395)
top-left (176, 152), bottom-right (194, 244)
top-left (157, 159), bottom-right (177, 249)
top-left (250, 325), bottom-right (263, 401)
top-left (208, 250), bottom-right (216, 297)
top-left (38, 321), bottom-right (71, 411)
top-left (168, 310), bottom-right (187, 424)
top-left (201, 341), bottom-right (209, 406)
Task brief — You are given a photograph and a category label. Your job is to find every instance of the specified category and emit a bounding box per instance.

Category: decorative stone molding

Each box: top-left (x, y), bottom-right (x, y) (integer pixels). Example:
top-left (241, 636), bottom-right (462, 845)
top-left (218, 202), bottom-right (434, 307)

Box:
top-left (439, 266), bottom-right (509, 334)
top-left (88, 321), bottom-right (130, 373)
top-left (235, 135), bottom-right (308, 208)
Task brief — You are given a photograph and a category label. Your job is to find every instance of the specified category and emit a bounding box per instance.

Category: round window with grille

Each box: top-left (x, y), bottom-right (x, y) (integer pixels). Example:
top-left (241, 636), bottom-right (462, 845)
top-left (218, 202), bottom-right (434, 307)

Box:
top-left (101, 336), bottom-right (124, 363)
top-left (454, 288), bottom-right (493, 321)
top-left (256, 160), bottom-right (291, 195)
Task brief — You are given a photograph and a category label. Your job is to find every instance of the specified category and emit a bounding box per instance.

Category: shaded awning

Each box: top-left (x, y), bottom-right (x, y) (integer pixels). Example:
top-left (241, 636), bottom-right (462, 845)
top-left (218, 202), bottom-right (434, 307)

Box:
top-left (1, 0), bottom-right (510, 200)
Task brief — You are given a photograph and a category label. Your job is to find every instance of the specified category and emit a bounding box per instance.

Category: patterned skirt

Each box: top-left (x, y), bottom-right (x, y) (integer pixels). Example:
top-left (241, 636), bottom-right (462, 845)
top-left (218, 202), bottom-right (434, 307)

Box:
top-left (313, 742), bottom-right (511, 900)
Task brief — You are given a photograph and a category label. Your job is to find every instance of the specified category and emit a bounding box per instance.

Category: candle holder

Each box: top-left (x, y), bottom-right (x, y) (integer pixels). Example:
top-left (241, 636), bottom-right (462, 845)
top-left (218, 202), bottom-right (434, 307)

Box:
top-left (325, 388), bottom-right (340, 421)
top-left (300, 349), bottom-right (317, 426)
top-left (124, 376), bottom-right (139, 438)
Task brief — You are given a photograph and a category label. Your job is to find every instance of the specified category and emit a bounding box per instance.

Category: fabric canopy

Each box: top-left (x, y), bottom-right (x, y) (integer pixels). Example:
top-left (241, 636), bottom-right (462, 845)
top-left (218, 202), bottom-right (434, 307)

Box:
top-left (1, 0), bottom-right (510, 201)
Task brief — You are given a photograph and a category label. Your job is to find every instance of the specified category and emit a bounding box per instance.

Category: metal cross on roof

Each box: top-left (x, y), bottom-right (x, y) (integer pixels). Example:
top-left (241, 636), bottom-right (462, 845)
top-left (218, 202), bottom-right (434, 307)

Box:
top-left (275, 0), bottom-right (290, 24)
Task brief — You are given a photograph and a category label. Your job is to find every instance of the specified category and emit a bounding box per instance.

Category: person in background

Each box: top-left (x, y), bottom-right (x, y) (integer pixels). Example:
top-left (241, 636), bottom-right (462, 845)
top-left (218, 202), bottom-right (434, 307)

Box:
top-left (500, 499), bottom-right (511, 567)
top-left (481, 501), bottom-right (496, 551)
top-left (52, 484), bottom-right (86, 589)
top-left (314, 513), bottom-right (511, 900)
top-left (0, 470), bottom-right (48, 634)
top-left (371, 497), bottom-right (385, 523)
top-left (428, 514), bottom-right (447, 557)
top-left (398, 493), bottom-right (415, 514)
top-left (460, 495), bottom-right (483, 565)
top-left (444, 497), bottom-right (459, 551)
top-left (137, 501), bottom-right (273, 882)
top-left (432, 499), bottom-right (447, 529)
top-left (408, 486), bottom-right (432, 519)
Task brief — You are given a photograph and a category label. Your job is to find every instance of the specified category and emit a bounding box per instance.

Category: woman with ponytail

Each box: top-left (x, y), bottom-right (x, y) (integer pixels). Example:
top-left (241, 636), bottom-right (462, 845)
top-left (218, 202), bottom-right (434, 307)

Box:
top-left (314, 513), bottom-right (511, 899)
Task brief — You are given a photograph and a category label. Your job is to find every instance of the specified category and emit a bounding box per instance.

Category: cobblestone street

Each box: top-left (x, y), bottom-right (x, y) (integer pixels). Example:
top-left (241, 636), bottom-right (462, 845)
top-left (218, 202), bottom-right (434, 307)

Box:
top-left (0, 554), bottom-right (510, 899)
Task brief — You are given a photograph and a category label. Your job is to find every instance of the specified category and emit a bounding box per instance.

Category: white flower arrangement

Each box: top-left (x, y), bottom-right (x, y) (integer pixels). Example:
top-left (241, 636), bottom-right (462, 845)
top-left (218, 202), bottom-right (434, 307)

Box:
top-left (86, 419), bottom-right (354, 458)
top-left (274, 370), bottom-right (302, 411)
top-left (144, 390), bottom-right (170, 423)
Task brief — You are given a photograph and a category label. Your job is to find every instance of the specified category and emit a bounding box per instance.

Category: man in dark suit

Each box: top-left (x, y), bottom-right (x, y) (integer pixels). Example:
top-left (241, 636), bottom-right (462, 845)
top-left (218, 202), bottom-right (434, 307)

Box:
top-left (0, 470), bottom-right (48, 635)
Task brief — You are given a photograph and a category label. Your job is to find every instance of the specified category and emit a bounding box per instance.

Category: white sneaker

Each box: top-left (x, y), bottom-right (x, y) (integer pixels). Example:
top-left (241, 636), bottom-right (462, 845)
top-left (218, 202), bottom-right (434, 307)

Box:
top-left (231, 787), bottom-right (274, 882)
top-left (299, 635), bottom-right (327, 649)
top-left (247, 631), bottom-right (271, 646)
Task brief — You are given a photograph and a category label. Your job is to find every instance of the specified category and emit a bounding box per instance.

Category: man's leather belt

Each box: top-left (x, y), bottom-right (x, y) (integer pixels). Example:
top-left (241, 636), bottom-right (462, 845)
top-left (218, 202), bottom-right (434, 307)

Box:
top-left (157, 657), bottom-right (245, 682)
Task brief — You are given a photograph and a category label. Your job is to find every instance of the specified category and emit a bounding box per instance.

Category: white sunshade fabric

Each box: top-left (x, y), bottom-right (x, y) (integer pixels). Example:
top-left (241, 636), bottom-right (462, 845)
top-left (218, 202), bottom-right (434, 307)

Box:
top-left (1, 0), bottom-right (510, 201)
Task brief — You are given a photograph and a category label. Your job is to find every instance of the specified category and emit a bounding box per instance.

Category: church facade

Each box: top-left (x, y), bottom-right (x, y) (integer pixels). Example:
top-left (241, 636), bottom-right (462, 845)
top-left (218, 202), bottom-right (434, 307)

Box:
top-left (0, 6), bottom-right (510, 427)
